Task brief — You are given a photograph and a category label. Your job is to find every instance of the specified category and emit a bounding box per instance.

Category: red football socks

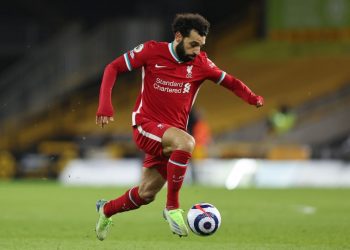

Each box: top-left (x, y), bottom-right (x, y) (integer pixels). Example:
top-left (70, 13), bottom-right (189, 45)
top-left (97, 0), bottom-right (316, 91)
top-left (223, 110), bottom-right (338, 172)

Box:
top-left (103, 186), bottom-right (146, 217)
top-left (166, 150), bottom-right (192, 210)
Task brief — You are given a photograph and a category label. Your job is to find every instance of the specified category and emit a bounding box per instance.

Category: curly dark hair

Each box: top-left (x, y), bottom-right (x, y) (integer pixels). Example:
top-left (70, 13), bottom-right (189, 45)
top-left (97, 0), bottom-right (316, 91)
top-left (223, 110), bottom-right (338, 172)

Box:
top-left (172, 13), bottom-right (210, 37)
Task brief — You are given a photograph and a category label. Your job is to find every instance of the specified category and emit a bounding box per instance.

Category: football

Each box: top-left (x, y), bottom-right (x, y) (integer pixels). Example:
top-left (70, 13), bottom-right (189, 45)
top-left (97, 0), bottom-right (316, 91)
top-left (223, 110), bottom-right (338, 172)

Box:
top-left (187, 202), bottom-right (221, 236)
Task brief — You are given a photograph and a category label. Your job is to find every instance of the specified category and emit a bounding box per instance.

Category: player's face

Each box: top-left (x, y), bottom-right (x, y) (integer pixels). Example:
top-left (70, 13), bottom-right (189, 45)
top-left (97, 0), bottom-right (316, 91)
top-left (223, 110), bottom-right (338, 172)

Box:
top-left (176, 30), bottom-right (206, 62)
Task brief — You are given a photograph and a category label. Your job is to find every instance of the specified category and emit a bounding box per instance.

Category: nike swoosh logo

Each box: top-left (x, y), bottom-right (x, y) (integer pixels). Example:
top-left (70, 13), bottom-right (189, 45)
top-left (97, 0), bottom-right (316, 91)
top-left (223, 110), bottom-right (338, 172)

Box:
top-left (155, 64), bottom-right (167, 68)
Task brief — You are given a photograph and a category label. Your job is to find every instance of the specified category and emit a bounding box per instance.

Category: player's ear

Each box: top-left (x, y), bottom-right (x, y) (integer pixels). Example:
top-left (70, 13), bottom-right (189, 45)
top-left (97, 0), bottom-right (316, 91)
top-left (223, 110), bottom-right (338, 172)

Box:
top-left (175, 32), bottom-right (183, 43)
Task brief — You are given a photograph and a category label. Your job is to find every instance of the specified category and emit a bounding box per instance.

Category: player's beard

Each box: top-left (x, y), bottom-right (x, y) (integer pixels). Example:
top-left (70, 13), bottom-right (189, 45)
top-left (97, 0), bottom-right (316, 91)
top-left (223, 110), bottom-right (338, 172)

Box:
top-left (176, 40), bottom-right (196, 62)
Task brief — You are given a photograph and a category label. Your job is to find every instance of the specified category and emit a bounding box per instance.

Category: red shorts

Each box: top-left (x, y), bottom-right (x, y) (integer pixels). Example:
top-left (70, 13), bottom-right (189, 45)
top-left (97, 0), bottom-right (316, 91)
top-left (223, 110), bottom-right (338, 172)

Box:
top-left (132, 120), bottom-right (171, 179)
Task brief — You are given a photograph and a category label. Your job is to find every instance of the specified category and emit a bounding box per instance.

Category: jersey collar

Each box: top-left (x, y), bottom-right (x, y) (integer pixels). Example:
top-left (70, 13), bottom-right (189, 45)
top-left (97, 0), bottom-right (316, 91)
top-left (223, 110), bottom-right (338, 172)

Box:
top-left (168, 42), bottom-right (183, 63)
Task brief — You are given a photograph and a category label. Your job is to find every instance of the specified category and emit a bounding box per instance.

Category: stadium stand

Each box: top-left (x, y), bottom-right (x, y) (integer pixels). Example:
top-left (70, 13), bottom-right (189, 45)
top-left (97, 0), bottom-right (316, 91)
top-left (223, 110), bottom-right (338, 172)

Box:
top-left (1, 13), bottom-right (350, 166)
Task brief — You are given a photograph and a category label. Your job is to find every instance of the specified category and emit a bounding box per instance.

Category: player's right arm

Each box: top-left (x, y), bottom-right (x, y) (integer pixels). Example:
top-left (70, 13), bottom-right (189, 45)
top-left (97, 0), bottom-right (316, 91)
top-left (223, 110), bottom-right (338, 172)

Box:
top-left (96, 42), bottom-right (152, 128)
top-left (96, 55), bottom-right (127, 127)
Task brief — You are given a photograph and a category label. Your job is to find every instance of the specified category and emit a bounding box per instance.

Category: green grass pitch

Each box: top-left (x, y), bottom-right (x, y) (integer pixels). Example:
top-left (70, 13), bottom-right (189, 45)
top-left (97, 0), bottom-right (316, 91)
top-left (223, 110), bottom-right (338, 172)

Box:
top-left (1, 181), bottom-right (349, 250)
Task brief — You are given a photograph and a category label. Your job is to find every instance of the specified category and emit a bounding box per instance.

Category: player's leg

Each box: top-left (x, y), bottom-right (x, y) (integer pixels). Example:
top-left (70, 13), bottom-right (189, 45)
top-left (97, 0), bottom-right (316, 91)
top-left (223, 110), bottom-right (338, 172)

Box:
top-left (130, 121), bottom-right (193, 236)
top-left (162, 127), bottom-right (195, 237)
top-left (162, 127), bottom-right (195, 209)
top-left (103, 167), bottom-right (165, 216)
top-left (96, 166), bottom-right (166, 240)
top-left (138, 166), bottom-right (167, 203)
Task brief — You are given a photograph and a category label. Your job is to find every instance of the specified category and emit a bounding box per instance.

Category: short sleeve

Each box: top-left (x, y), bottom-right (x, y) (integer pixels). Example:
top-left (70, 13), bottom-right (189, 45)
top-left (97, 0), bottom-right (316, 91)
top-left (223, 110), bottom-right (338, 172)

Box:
top-left (122, 41), bottom-right (155, 71)
top-left (204, 57), bottom-right (227, 85)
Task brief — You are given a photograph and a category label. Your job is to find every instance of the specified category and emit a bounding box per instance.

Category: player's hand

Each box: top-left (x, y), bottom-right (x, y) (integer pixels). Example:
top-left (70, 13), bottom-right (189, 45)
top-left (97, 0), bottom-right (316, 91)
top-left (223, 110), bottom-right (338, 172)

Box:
top-left (96, 116), bottom-right (114, 128)
top-left (256, 96), bottom-right (264, 108)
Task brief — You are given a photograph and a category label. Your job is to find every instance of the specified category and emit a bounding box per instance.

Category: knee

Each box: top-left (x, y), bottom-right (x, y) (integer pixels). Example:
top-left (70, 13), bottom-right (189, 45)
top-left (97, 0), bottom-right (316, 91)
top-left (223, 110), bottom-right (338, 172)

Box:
top-left (175, 134), bottom-right (196, 153)
top-left (138, 189), bottom-right (157, 204)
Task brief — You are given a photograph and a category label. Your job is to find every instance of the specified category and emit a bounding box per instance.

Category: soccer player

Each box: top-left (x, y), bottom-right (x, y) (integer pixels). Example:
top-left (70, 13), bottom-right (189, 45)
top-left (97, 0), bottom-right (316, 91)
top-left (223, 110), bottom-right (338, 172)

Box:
top-left (95, 13), bottom-right (264, 240)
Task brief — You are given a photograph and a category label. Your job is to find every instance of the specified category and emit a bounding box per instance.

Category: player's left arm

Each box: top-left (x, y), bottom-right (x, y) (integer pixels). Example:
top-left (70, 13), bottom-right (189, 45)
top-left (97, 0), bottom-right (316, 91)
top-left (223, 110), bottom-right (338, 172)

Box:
top-left (219, 72), bottom-right (264, 107)
top-left (205, 58), bottom-right (264, 108)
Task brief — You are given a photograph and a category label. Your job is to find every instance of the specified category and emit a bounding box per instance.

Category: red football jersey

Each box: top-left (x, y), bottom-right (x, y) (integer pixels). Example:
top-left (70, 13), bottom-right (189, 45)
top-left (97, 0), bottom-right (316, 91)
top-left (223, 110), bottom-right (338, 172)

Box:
top-left (125, 41), bottom-right (226, 130)
top-left (97, 40), bottom-right (262, 130)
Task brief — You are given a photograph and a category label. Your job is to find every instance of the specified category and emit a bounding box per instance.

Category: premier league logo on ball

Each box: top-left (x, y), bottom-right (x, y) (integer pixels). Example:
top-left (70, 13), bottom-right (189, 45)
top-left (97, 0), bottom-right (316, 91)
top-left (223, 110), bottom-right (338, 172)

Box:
top-left (187, 202), bottom-right (221, 236)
